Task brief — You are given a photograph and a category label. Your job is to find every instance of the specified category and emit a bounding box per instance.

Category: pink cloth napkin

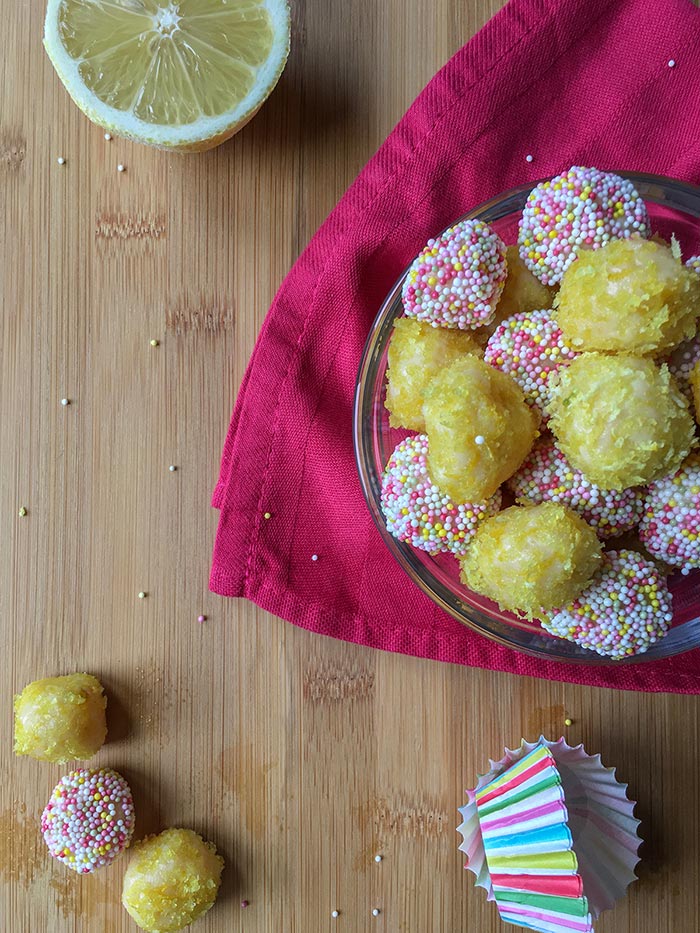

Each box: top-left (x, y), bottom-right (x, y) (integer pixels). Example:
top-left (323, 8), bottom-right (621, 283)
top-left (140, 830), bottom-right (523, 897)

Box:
top-left (211, 0), bottom-right (700, 693)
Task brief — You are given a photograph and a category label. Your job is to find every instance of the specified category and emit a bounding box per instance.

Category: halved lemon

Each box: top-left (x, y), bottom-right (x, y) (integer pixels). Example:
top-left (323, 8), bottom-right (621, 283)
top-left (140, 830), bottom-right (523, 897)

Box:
top-left (44, 0), bottom-right (291, 151)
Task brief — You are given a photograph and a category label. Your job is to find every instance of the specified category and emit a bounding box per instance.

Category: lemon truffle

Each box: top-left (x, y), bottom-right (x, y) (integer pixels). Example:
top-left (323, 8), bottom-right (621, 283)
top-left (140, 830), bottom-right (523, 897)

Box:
top-left (691, 361), bottom-right (700, 423)
top-left (14, 673), bottom-right (107, 763)
top-left (423, 355), bottom-right (539, 502)
top-left (385, 317), bottom-right (482, 431)
top-left (122, 829), bottom-right (224, 932)
top-left (555, 237), bottom-right (700, 354)
top-left (548, 353), bottom-right (694, 489)
top-left (460, 503), bottom-right (602, 616)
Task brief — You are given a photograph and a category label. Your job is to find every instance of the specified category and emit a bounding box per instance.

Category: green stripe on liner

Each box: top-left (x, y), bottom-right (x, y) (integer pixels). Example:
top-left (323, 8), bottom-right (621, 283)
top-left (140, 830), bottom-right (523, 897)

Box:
top-left (477, 773), bottom-right (562, 817)
top-left (476, 746), bottom-right (550, 798)
top-left (486, 851), bottom-right (578, 872)
top-left (496, 890), bottom-right (589, 918)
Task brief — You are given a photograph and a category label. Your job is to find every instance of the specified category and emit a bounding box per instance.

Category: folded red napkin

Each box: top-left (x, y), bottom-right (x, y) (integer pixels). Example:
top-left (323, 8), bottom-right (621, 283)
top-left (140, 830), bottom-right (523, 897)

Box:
top-left (211, 0), bottom-right (700, 693)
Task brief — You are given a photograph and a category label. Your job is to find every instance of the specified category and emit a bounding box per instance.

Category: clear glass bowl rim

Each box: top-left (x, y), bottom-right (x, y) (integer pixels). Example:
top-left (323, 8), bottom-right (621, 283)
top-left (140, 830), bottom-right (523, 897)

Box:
top-left (353, 171), bottom-right (700, 665)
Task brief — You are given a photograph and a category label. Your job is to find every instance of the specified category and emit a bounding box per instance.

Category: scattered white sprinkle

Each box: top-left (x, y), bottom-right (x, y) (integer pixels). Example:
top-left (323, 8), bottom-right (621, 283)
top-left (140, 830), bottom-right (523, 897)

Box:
top-left (104, 133), bottom-right (112, 140)
top-left (525, 154), bottom-right (533, 163)
top-left (311, 554), bottom-right (319, 561)
top-left (138, 591), bottom-right (147, 599)
top-left (372, 908), bottom-right (381, 917)
top-left (57, 157), bottom-right (65, 165)
top-left (18, 506), bottom-right (27, 517)
top-left (168, 465), bottom-right (177, 472)
top-left (374, 855), bottom-right (383, 863)
top-left (117, 163), bottom-right (125, 172)
top-left (60, 398), bottom-right (70, 406)
top-left (668, 59), bottom-right (676, 68)
top-left (331, 910), bottom-right (340, 918)
top-left (474, 435), bottom-right (485, 446)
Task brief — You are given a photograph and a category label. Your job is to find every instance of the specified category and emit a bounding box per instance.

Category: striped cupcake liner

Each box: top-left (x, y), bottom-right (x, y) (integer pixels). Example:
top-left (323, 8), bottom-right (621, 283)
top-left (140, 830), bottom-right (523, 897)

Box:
top-left (457, 737), bottom-right (641, 932)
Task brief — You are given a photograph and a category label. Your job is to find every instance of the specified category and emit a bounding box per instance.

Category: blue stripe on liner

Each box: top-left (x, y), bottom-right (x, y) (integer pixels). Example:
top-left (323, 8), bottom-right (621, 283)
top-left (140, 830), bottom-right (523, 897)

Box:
top-left (483, 823), bottom-right (572, 851)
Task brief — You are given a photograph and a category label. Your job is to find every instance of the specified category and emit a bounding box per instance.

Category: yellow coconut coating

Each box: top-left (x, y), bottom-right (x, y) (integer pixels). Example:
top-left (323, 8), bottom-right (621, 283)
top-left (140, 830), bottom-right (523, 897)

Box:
top-left (473, 245), bottom-right (556, 346)
top-left (385, 317), bottom-right (482, 430)
top-left (460, 502), bottom-right (602, 616)
top-left (14, 673), bottom-right (107, 763)
top-left (555, 237), bottom-right (700, 354)
top-left (122, 829), bottom-right (224, 933)
top-left (691, 361), bottom-right (700, 424)
top-left (423, 355), bottom-right (539, 501)
top-left (548, 352), bottom-right (694, 489)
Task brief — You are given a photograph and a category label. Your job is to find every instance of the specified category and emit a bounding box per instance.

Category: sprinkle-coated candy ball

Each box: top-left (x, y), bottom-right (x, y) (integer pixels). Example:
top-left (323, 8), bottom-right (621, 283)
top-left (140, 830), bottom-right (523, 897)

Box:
top-left (518, 166), bottom-right (649, 286)
top-left (542, 549), bottom-right (672, 659)
top-left (639, 454), bottom-right (700, 573)
top-left (380, 435), bottom-right (501, 557)
top-left (402, 219), bottom-right (507, 329)
top-left (14, 673), bottom-right (107, 763)
top-left (484, 308), bottom-right (578, 416)
top-left (507, 439), bottom-right (644, 539)
top-left (41, 769), bottom-right (134, 873)
top-left (667, 332), bottom-right (700, 405)
top-left (122, 828), bottom-right (224, 932)
top-left (686, 255), bottom-right (700, 275)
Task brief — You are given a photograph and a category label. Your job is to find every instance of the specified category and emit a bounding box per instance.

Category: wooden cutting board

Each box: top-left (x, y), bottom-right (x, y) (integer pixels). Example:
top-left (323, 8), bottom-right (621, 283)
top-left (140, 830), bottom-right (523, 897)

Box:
top-left (1, 1), bottom-right (698, 930)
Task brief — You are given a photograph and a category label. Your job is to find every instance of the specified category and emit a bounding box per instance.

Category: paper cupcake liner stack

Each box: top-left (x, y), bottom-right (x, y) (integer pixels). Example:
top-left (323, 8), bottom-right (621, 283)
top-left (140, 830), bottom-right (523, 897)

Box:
top-left (457, 737), bottom-right (641, 932)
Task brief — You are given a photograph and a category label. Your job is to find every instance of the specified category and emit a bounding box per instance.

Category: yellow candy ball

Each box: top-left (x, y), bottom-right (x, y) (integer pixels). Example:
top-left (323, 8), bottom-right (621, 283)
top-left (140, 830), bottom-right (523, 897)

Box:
top-left (556, 237), bottom-right (700, 354)
top-left (460, 502), bottom-right (602, 616)
top-left (14, 673), bottom-right (107, 763)
top-left (122, 829), bottom-right (224, 933)
top-left (423, 355), bottom-right (539, 502)
top-left (548, 352), bottom-right (694, 489)
top-left (691, 361), bottom-right (700, 425)
top-left (385, 317), bottom-right (482, 431)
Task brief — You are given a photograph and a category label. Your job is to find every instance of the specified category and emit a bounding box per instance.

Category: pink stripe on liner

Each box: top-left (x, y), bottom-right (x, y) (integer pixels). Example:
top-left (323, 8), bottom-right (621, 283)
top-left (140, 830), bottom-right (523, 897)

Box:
top-left (491, 873), bottom-right (583, 897)
top-left (480, 798), bottom-right (565, 832)
top-left (501, 904), bottom-right (592, 932)
top-left (477, 755), bottom-right (552, 805)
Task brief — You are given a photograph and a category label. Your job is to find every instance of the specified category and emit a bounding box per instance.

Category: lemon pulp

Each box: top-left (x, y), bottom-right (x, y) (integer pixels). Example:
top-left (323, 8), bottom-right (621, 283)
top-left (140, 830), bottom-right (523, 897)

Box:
top-left (59, 0), bottom-right (273, 123)
top-left (45, 0), bottom-right (290, 148)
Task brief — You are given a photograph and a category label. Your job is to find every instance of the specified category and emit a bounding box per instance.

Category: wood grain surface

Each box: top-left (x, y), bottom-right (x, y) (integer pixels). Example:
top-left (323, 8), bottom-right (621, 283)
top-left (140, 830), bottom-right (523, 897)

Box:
top-left (2, 1), bottom-right (700, 931)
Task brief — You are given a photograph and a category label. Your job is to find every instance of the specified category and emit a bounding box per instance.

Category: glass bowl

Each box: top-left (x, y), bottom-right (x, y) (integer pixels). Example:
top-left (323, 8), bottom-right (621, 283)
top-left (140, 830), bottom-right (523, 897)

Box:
top-left (353, 172), bottom-right (700, 664)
